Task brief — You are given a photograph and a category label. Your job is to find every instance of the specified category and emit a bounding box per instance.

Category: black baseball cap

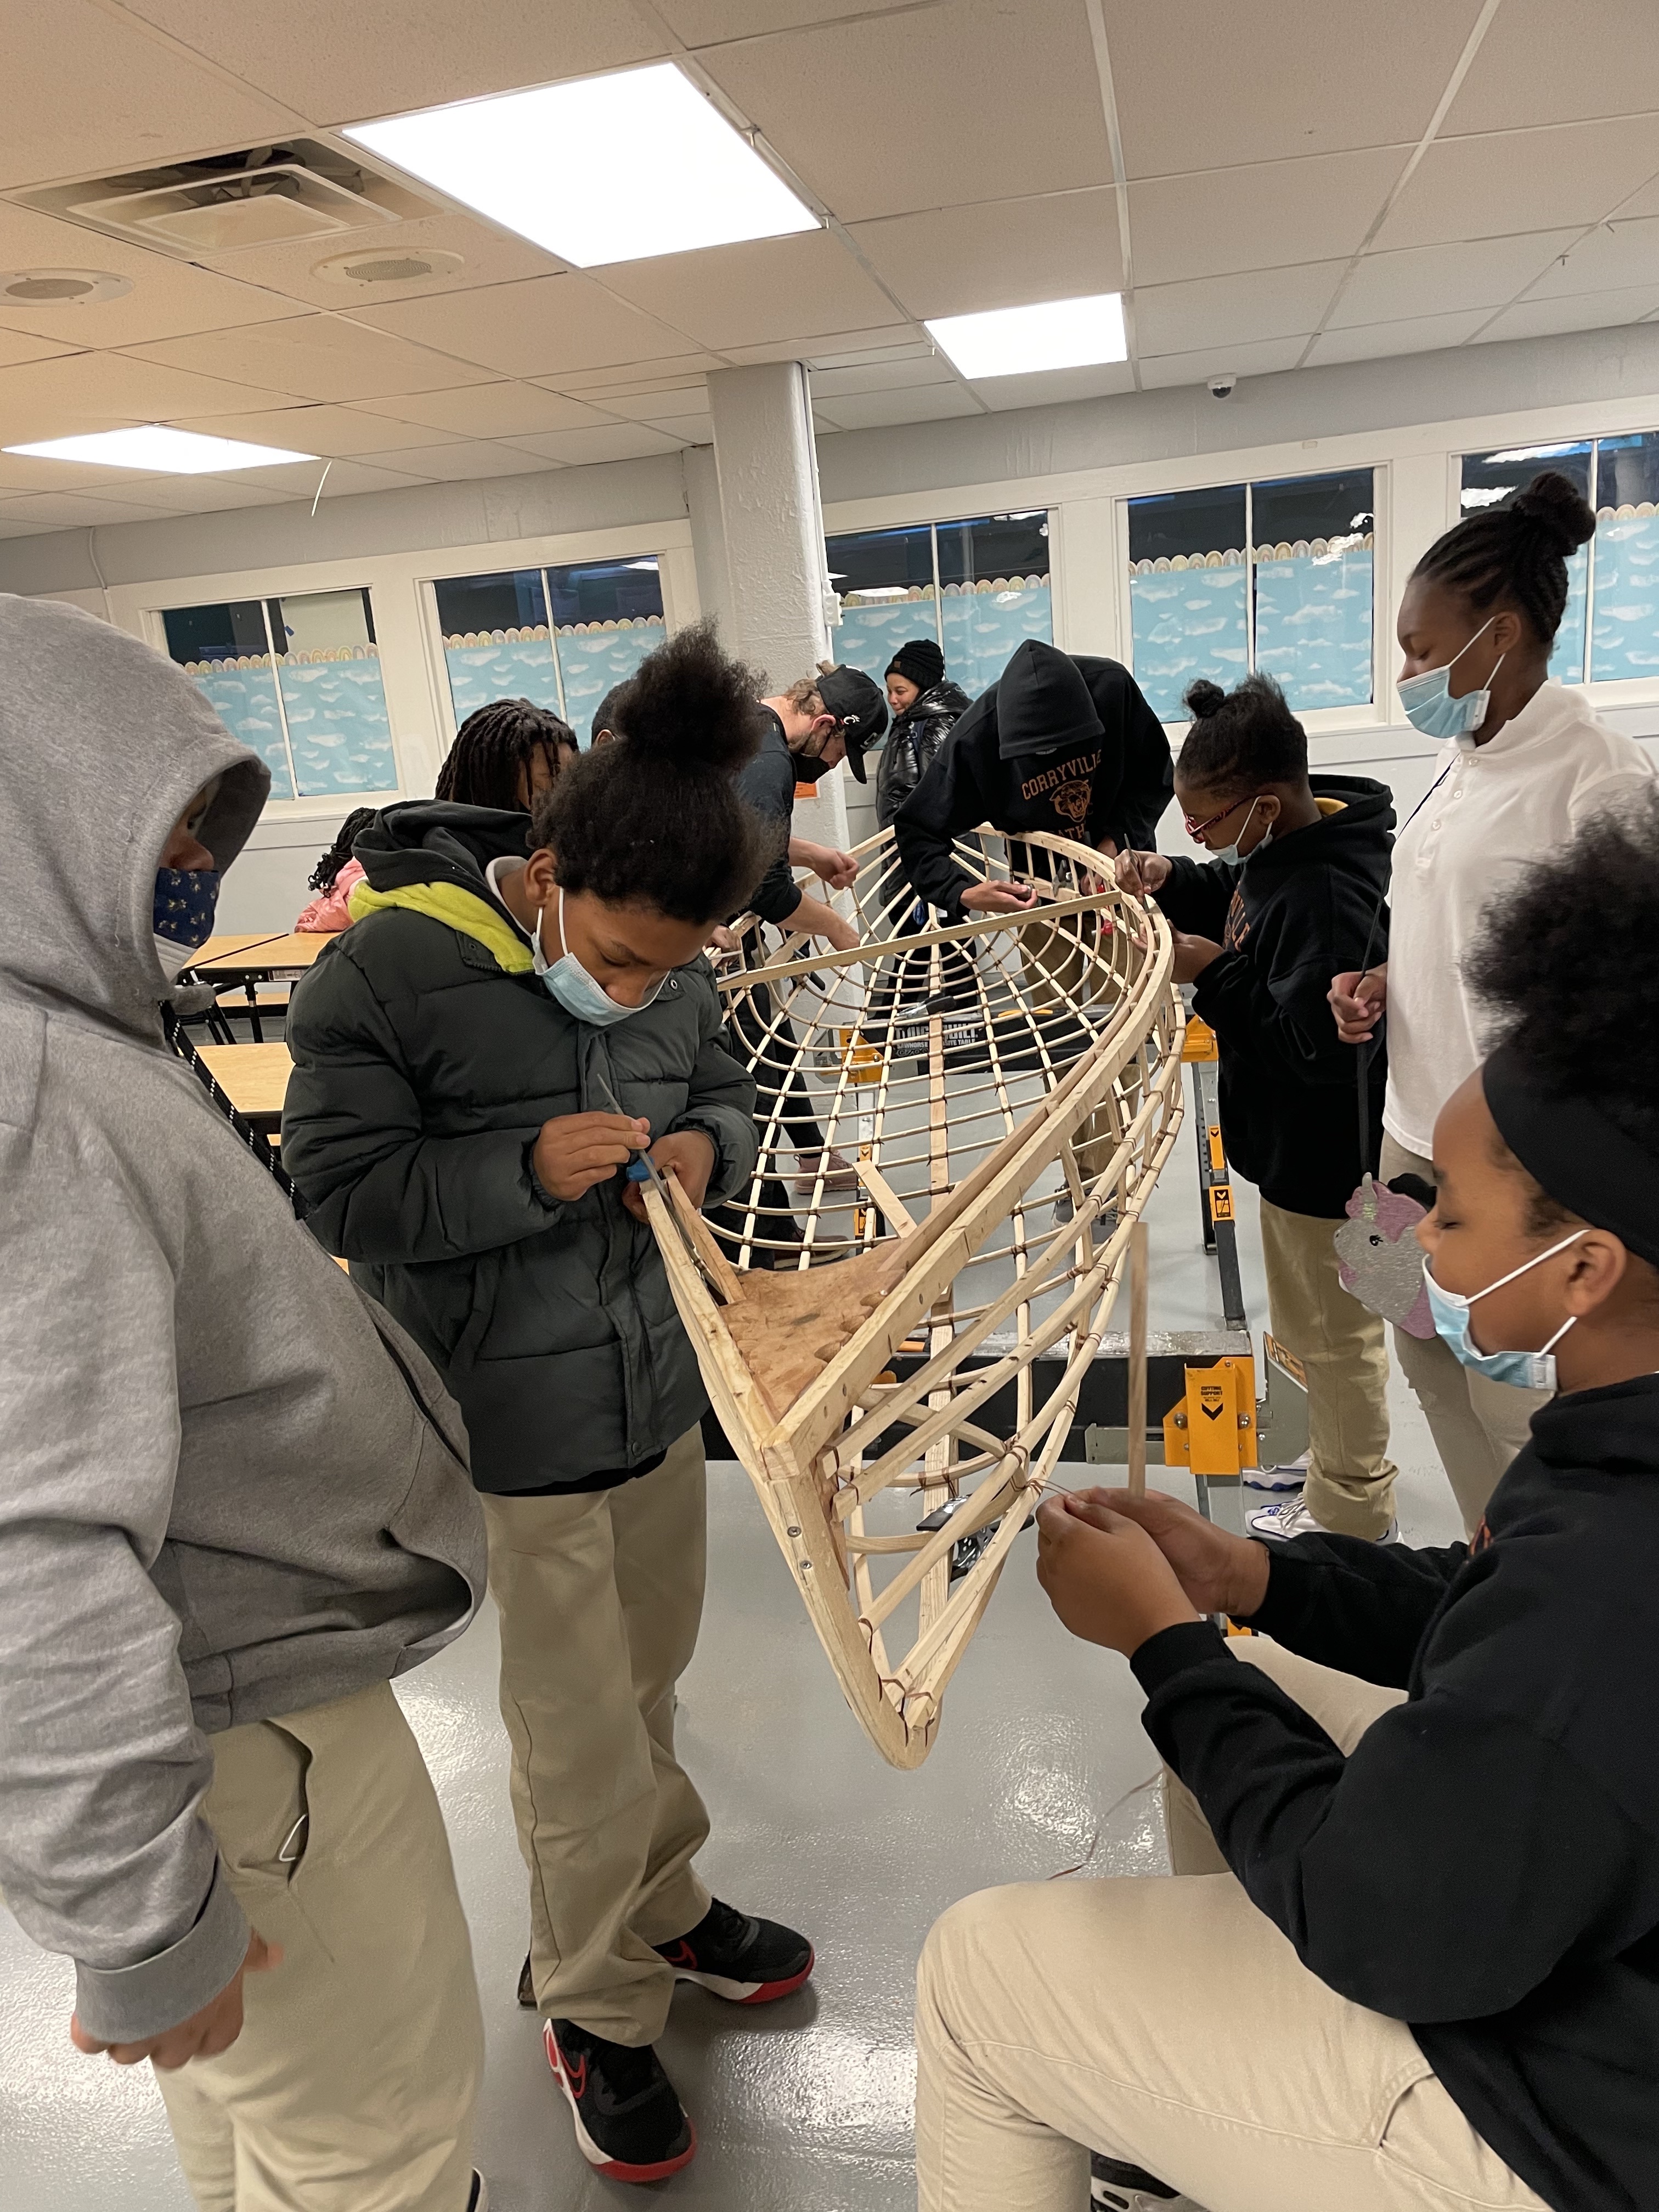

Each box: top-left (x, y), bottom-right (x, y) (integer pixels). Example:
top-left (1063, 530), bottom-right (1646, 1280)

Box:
top-left (815, 664), bottom-right (889, 783)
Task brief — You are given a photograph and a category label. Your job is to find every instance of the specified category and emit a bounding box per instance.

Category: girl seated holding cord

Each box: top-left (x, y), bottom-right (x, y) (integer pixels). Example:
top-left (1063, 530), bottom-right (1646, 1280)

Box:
top-left (917, 793), bottom-right (1659, 2212)
top-left (284, 623), bottom-right (815, 2187)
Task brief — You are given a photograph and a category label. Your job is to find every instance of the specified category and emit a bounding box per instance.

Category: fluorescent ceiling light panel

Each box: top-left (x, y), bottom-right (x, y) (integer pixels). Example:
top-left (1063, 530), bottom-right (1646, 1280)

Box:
top-left (926, 294), bottom-right (1127, 380)
top-left (5, 426), bottom-right (316, 472)
top-left (345, 64), bottom-right (818, 267)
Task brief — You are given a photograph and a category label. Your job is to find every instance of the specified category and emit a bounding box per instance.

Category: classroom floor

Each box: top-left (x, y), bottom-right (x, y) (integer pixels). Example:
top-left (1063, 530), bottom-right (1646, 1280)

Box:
top-left (0, 1161), bottom-right (1467, 2212)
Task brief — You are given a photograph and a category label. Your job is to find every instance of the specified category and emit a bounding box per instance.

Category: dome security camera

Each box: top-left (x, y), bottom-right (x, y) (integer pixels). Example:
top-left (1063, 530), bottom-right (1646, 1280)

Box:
top-left (1208, 372), bottom-right (1237, 399)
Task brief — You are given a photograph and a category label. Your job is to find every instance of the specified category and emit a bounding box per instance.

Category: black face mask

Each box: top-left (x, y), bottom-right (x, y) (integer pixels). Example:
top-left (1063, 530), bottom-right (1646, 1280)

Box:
top-left (790, 745), bottom-right (829, 784)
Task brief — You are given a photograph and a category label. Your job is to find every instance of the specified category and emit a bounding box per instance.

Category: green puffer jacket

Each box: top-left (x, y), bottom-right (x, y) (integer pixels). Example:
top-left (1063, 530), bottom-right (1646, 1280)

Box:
top-left (281, 801), bottom-right (758, 1494)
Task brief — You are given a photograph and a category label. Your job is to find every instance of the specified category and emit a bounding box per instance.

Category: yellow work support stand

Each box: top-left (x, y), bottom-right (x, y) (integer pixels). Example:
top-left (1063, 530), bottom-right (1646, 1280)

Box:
top-left (1161, 1355), bottom-right (1260, 1479)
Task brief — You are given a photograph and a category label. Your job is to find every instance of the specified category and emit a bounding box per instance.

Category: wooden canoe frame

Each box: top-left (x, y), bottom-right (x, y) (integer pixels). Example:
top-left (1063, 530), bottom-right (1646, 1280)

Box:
top-left (643, 826), bottom-right (1185, 1767)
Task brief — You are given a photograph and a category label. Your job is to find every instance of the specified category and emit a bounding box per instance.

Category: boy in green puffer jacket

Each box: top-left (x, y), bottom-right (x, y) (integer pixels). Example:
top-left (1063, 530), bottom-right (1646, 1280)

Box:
top-left (284, 624), bottom-right (816, 2187)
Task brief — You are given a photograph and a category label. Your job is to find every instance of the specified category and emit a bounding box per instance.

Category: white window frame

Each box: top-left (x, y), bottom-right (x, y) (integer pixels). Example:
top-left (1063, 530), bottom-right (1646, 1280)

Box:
top-left (419, 539), bottom-right (689, 738)
top-left (1114, 465), bottom-right (1387, 738)
top-left (112, 520), bottom-right (698, 823)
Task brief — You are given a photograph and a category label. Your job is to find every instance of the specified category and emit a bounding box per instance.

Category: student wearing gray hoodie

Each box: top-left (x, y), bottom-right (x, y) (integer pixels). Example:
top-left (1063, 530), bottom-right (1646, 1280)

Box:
top-left (0, 596), bottom-right (489, 2212)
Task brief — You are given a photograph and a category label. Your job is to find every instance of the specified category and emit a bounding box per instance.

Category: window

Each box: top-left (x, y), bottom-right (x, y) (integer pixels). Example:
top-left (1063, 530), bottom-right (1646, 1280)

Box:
top-left (434, 556), bottom-right (666, 743)
top-left (826, 511), bottom-right (1052, 701)
top-left (1464, 433), bottom-right (1659, 687)
top-left (1460, 443), bottom-right (1592, 682)
top-left (162, 587), bottom-right (396, 802)
top-left (1127, 470), bottom-right (1375, 723)
top-left (1593, 432), bottom-right (1659, 682)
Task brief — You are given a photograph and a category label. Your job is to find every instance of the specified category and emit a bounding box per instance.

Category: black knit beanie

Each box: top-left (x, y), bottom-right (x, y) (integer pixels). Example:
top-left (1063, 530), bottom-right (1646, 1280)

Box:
top-left (887, 637), bottom-right (945, 692)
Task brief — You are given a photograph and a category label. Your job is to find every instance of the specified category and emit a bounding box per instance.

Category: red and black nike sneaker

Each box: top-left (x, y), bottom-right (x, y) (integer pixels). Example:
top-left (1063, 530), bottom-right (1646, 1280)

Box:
top-left (543, 2018), bottom-right (696, 2184)
top-left (653, 1896), bottom-right (815, 2004)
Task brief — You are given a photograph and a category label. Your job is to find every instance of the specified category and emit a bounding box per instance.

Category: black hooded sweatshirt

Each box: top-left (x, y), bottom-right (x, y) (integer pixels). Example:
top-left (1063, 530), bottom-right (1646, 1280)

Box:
top-left (893, 641), bottom-right (1173, 919)
top-left (1134, 1375), bottom-right (1659, 2212)
top-left (1155, 775), bottom-right (1392, 1218)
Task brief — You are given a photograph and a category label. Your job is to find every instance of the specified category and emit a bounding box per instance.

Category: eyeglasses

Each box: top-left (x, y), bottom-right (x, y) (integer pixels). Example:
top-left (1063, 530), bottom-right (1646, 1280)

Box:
top-left (1182, 796), bottom-right (1250, 841)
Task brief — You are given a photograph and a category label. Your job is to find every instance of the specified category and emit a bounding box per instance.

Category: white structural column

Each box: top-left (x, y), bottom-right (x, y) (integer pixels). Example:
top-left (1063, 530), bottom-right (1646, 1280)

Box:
top-left (704, 360), bottom-right (850, 849)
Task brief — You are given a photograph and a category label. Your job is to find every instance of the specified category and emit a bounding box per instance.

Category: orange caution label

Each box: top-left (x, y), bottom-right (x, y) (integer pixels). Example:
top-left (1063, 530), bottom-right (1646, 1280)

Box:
top-left (1182, 1018), bottom-right (1220, 1064)
top-left (1209, 1183), bottom-right (1235, 1222)
top-left (1207, 1124), bottom-right (1226, 1173)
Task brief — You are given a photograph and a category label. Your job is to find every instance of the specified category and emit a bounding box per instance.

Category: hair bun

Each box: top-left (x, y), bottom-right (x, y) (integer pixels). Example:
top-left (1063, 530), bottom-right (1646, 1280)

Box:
top-left (1183, 679), bottom-right (1227, 720)
top-left (1509, 470), bottom-right (1595, 556)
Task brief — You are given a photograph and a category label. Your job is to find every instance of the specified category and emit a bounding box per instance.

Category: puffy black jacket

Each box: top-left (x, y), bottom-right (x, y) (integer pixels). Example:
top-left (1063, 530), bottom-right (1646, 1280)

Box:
top-left (281, 801), bottom-right (758, 1494)
top-left (876, 679), bottom-right (970, 828)
top-left (1155, 776), bottom-right (1392, 1217)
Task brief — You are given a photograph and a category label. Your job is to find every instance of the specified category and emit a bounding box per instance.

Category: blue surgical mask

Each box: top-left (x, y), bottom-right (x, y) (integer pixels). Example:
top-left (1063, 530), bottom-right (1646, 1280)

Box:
top-left (1214, 799), bottom-right (1264, 867)
top-left (153, 866), bottom-right (221, 983)
top-left (534, 887), bottom-right (664, 1028)
top-left (1421, 1229), bottom-right (1582, 1391)
top-left (1397, 619), bottom-right (1503, 742)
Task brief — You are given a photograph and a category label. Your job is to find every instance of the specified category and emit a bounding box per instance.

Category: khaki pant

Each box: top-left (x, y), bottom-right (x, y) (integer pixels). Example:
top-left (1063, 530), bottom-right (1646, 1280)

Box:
top-left (1021, 916), bottom-right (1120, 1184)
top-left (482, 1427), bottom-right (710, 2045)
top-left (157, 1681), bottom-right (482, 2212)
top-left (915, 1638), bottom-right (1546, 2212)
top-left (1379, 1136), bottom-right (1548, 1534)
top-left (1258, 1197), bottom-right (1397, 1538)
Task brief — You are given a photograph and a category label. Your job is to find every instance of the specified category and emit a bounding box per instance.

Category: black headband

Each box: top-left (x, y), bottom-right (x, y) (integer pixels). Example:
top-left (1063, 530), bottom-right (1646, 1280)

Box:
top-left (1483, 1045), bottom-right (1659, 1269)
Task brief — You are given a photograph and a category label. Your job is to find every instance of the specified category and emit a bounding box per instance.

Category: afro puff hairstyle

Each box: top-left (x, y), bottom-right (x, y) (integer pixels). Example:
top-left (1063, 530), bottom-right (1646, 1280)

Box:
top-left (1465, 785), bottom-right (1659, 1224)
top-left (530, 618), bottom-right (781, 924)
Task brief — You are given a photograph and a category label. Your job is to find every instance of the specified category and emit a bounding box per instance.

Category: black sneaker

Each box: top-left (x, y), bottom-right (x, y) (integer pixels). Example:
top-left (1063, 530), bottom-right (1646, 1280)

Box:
top-left (653, 1896), bottom-right (815, 2004)
top-left (466, 2174), bottom-right (488, 2212)
top-left (543, 2019), bottom-right (696, 2183)
top-left (1090, 2150), bottom-right (1180, 2208)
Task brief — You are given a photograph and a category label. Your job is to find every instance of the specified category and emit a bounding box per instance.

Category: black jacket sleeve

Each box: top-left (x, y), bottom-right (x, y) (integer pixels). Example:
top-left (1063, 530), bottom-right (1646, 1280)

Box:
top-left (664, 964), bottom-right (760, 1205)
top-left (1132, 1620), bottom-right (1659, 2023)
top-left (735, 742), bottom-right (803, 928)
top-left (1242, 1533), bottom-right (1469, 1688)
top-left (1192, 946), bottom-right (1365, 1092)
top-left (1104, 675), bottom-right (1175, 851)
top-left (1152, 855), bottom-right (1237, 942)
top-left (284, 943), bottom-right (568, 1262)
top-left (893, 729), bottom-right (991, 922)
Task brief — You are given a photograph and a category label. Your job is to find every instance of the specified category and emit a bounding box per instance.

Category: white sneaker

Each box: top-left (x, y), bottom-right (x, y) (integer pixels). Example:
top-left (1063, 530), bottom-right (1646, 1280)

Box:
top-left (1243, 1451), bottom-right (1307, 1494)
top-left (1248, 1496), bottom-right (1397, 1544)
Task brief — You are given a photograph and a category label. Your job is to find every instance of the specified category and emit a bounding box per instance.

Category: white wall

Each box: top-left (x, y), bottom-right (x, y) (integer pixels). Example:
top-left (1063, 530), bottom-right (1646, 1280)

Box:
top-left (7, 323), bottom-right (1659, 927)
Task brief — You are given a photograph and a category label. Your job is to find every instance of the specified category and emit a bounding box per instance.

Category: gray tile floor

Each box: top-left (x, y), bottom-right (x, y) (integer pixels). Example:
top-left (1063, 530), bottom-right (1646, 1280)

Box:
top-left (0, 1164), bottom-right (1465, 2212)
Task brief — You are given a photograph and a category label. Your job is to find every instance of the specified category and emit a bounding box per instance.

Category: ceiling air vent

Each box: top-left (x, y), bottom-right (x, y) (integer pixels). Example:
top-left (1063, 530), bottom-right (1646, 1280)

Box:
top-left (0, 268), bottom-right (132, 305)
top-left (24, 143), bottom-right (430, 258)
top-left (313, 246), bottom-right (465, 289)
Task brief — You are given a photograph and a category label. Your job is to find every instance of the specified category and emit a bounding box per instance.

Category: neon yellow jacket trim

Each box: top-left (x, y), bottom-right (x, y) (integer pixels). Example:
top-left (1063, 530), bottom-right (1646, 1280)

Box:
top-left (346, 878), bottom-right (534, 974)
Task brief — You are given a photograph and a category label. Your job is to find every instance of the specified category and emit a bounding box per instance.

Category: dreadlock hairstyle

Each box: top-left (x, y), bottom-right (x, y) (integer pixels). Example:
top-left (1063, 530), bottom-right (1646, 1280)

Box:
top-left (1465, 786), bottom-right (1659, 1231)
top-left (308, 805), bottom-right (377, 893)
top-left (435, 697), bottom-right (575, 811)
top-left (1411, 469), bottom-right (1596, 649)
top-left (531, 620), bottom-right (779, 924)
top-left (1176, 674), bottom-right (1308, 799)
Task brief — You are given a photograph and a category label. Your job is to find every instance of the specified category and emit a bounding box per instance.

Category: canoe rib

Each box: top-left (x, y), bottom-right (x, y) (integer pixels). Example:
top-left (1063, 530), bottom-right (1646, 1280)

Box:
top-left (645, 826), bottom-right (1186, 1766)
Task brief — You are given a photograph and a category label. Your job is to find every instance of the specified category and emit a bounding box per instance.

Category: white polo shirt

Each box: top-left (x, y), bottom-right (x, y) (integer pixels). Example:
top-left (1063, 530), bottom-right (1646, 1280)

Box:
top-left (1384, 681), bottom-right (1655, 1159)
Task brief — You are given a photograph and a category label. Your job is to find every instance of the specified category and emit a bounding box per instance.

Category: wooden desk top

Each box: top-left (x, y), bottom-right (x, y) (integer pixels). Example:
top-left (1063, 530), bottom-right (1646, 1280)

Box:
top-left (194, 932), bottom-right (334, 977)
top-left (196, 1042), bottom-right (293, 1120)
top-left (190, 931), bottom-right (286, 968)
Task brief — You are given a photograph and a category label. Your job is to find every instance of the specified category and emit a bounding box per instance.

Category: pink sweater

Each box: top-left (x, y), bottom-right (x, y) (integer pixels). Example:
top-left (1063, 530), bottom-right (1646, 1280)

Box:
top-left (293, 857), bottom-right (365, 934)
